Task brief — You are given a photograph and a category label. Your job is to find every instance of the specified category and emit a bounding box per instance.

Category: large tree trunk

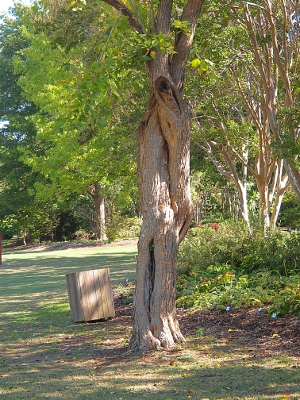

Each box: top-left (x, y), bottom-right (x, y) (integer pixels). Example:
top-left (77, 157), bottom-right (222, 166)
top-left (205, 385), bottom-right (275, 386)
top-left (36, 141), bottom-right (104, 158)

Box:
top-left (129, 77), bottom-right (193, 353)
top-left (98, 0), bottom-right (204, 354)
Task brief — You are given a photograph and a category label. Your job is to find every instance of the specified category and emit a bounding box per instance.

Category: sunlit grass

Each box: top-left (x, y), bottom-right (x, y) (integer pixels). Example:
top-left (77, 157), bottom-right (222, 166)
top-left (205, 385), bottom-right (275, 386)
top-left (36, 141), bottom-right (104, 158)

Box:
top-left (0, 243), bottom-right (299, 400)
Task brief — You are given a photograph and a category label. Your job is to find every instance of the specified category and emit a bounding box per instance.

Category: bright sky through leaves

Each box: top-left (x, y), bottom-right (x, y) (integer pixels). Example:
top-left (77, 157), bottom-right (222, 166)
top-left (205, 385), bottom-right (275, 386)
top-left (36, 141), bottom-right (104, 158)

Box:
top-left (0, 0), bottom-right (31, 126)
top-left (0, 0), bottom-right (31, 13)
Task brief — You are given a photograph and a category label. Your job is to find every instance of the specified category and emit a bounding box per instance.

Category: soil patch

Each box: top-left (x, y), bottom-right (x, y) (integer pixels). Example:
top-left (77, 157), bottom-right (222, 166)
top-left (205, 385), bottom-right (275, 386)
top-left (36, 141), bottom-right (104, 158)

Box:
top-left (109, 294), bottom-right (300, 360)
top-left (179, 307), bottom-right (300, 357)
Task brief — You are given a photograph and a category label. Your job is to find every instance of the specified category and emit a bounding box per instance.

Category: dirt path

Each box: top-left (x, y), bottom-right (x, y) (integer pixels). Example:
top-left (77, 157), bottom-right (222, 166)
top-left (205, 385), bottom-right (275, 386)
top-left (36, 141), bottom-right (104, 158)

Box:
top-left (4, 239), bottom-right (138, 252)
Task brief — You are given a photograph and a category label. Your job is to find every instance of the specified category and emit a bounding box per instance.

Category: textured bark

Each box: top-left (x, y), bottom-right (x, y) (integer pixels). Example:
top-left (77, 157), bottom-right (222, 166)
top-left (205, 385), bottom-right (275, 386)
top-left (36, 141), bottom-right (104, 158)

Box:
top-left (100, 0), bottom-right (205, 353)
top-left (130, 77), bottom-right (193, 353)
top-left (128, 0), bottom-right (205, 354)
top-left (89, 183), bottom-right (108, 242)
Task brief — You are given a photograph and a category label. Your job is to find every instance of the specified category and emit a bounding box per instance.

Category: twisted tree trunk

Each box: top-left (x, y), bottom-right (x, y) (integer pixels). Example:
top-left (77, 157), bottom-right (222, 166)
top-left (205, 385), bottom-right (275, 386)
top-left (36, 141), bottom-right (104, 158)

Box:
top-left (99, 0), bottom-right (205, 353)
top-left (130, 78), bottom-right (193, 353)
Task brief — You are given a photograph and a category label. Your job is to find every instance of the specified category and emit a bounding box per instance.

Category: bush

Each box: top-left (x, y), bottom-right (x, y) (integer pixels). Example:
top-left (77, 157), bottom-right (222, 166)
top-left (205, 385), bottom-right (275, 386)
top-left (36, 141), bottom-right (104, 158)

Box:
top-left (177, 221), bottom-right (300, 316)
top-left (178, 220), bottom-right (249, 274)
top-left (106, 216), bottom-right (141, 242)
top-left (278, 189), bottom-right (300, 228)
top-left (178, 221), bottom-right (300, 276)
top-left (270, 280), bottom-right (300, 316)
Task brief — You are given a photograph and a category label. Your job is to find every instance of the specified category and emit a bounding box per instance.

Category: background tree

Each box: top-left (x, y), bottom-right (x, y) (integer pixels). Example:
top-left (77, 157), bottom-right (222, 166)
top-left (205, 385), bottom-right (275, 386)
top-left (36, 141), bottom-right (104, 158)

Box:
top-left (0, 5), bottom-right (50, 243)
top-left (189, 1), bottom-right (295, 231)
top-left (241, 1), bottom-right (299, 199)
top-left (13, 1), bottom-right (143, 241)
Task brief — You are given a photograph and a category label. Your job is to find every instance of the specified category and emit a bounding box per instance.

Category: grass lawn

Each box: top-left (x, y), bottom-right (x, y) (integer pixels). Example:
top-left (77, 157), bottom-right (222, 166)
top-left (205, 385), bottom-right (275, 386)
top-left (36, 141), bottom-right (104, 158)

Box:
top-left (0, 243), bottom-right (299, 400)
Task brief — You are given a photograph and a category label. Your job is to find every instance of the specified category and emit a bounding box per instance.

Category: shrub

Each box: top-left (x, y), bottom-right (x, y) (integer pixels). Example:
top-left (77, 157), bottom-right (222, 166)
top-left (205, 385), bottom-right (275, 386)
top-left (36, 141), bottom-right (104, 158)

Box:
top-left (178, 222), bottom-right (300, 276)
top-left (269, 280), bottom-right (300, 316)
top-left (106, 216), bottom-right (141, 242)
top-left (178, 220), bottom-right (249, 274)
top-left (177, 221), bottom-right (300, 315)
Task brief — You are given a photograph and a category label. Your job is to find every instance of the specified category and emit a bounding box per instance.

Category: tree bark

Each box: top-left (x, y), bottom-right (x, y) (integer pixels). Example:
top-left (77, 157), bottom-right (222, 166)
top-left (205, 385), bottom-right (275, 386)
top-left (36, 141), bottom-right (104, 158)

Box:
top-left (130, 77), bottom-right (193, 353)
top-left (89, 183), bottom-right (108, 241)
top-left (99, 0), bottom-right (205, 353)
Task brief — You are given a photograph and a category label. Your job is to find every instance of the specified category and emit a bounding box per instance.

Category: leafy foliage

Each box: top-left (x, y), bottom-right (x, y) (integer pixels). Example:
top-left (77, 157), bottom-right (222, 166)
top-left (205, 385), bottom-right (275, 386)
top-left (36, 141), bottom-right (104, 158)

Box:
top-left (177, 221), bottom-right (300, 316)
top-left (106, 216), bottom-right (141, 242)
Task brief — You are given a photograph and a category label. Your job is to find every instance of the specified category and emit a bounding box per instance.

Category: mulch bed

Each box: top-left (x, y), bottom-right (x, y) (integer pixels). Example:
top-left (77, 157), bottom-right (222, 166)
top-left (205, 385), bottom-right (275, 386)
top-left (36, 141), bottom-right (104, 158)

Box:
top-left (114, 293), bottom-right (300, 358)
top-left (178, 307), bottom-right (300, 357)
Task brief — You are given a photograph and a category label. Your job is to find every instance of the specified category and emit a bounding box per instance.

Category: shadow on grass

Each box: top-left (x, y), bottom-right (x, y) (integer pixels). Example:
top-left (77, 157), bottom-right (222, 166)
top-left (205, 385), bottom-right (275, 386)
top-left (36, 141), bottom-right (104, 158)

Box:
top-left (1, 302), bottom-right (300, 400)
top-left (1, 306), bottom-right (300, 399)
top-left (0, 248), bottom-right (137, 304)
top-left (1, 245), bottom-right (300, 399)
top-left (1, 339), bottom-right (300, 400)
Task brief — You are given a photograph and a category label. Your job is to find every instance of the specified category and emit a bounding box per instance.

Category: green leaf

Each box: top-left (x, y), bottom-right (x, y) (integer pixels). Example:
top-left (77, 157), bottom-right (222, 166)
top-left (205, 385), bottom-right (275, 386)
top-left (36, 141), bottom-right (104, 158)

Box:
top-left (99, 118), bottom-right (107, 127)
top-left (66, 0), bottom-right (76, 10)
top-left (191, 58), bottom-right (201, 68)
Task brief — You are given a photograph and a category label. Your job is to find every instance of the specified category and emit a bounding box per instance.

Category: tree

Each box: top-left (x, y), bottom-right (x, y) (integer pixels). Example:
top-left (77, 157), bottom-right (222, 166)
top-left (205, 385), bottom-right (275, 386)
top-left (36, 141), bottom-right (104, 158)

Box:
top-left (0, 5), bottom-right (46, 244)
top-left (189, 1), bottom-right (293, 231)
top-left (241, 1), bottom-right (300, 200)
top-left (100, 0), bottom-right (204, 353)
top-left (13, 3), bottom-right (141, 241)
top-left (24, 0), bottom-right (204, 351)
top-left (40, 0), bottom-right (201, 352)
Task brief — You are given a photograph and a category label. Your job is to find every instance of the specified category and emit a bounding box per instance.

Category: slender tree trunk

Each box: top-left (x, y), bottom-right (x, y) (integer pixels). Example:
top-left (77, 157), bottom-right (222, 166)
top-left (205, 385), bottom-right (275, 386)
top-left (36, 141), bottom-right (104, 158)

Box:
top-left (256, 179), bottom-right (270, 230)
top-left (237, 184), bottom-right (250, 230)
top-left (284, 161), bottom-right (300, 200)
top-left (89, 183), bottom-right (108, 241)
top-left (270, 161), bottom-right (290, 228)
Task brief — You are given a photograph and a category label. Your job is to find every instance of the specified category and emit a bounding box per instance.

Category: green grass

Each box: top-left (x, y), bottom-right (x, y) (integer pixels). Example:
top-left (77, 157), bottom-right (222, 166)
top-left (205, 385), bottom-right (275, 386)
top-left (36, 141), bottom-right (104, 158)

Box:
top-left (0, 244), bottom-right (299, 400)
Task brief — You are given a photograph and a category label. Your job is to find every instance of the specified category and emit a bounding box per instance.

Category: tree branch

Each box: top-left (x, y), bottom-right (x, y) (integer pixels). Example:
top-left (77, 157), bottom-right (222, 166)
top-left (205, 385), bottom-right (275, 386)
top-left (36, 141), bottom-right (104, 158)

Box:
top-left (99, 0), bottom-right (144, 33)
top-left (196, 140), bottom-right (234, 181)
top-left (170, 0), bottom-right (205, 90)
top-left (229, 66), bottom-right (264, 135)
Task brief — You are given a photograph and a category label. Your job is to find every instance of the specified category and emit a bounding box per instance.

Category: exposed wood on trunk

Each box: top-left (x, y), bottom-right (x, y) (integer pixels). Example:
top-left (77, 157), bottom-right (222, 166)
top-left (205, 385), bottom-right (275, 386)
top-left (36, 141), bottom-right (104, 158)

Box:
top-left (131, 77), bottom-right (193, 353)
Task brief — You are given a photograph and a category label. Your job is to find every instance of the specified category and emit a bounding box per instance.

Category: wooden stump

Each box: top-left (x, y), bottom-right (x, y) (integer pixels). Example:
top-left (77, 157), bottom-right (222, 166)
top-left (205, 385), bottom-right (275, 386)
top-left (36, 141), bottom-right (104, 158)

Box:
top-left (66, 268), bottom-right (115, 322)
